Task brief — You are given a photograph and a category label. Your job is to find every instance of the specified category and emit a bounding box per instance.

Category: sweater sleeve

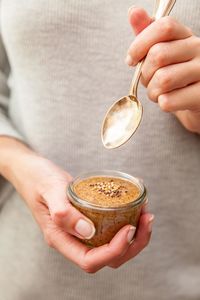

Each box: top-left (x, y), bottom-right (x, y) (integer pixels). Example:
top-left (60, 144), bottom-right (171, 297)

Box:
top-left (0, 23), bottom-right (25, 142)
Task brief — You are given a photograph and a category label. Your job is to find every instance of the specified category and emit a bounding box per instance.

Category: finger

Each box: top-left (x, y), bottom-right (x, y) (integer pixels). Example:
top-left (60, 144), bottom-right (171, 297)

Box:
top-left (47, 223), bottom-right (136, 273)
top-left (42, 217), bottom-right (92, 265)
top-left (108, 213), bottom-right (154, 269)
top-left (147, 59), bottom-right (200, 102)
top-left (141, 36), bottom-right (197, 87)
top-left (126, 16), bottom-right (192, 66)
top-left (37, 202), bottom-right (93, 267)
top-left (38, 203), bottom-right (100, 272)
top-left (81, 225), bottom-right (136, 273)
top-left (158, 82), bottom-right (200, 112)
top-left (128, 6), bottom-right (153, 35)
top-left (42, 186), bottom-right (96, 240)
top-left (174, 110), bottom-right (200, 134)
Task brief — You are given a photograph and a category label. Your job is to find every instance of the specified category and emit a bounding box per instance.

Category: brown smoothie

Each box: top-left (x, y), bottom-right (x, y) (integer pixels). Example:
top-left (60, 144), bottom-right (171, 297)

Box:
top-left (68, 173), bottom-right (146, 247)
top-left (74, 176), bottom-right (140, 207)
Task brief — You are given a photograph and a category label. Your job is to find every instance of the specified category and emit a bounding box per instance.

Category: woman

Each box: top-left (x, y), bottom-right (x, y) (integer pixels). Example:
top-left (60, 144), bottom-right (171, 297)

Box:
top-left (0, 1), bottom-right (200, 299)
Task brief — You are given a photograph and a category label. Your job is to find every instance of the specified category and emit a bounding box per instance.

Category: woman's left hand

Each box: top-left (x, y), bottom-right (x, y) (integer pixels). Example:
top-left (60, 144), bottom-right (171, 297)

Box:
top-left (126, 6), bottom-right (200, 134)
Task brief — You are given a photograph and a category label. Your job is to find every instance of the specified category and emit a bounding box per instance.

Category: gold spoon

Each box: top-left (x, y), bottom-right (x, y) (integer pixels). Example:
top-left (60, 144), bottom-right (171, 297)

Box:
top-left (101, 0), bottom-right (176, 149)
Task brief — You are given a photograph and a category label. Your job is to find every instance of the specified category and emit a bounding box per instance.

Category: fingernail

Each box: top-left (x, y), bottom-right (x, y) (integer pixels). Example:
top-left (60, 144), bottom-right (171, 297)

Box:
top-left (75, 219), bottom-right (96, 239)
top-left (128, 5), bottom-right (137, 16)
top-left (127, 226), bottom-right (136, 243)
top-left (148, 215), bottom-right (155, 232)
top-left (125, 54), bottom-right (134, 66)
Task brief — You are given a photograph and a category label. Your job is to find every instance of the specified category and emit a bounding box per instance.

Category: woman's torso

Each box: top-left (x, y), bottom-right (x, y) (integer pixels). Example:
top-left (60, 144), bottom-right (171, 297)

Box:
top-left (0, 1), bottom-right (200, 299)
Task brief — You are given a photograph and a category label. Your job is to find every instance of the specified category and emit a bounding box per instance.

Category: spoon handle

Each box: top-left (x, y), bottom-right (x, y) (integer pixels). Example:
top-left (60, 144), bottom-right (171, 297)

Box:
top-left (129, 0), bottom-right (176, 97)
top-left (153, 0), bottom-right (160, 18)
top-left (154, 0), bottom-right (176, 19)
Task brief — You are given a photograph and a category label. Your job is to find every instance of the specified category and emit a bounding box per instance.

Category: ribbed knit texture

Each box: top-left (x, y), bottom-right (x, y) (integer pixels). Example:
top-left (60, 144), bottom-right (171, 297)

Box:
top-left (0, 1), bottom-right (200, 299)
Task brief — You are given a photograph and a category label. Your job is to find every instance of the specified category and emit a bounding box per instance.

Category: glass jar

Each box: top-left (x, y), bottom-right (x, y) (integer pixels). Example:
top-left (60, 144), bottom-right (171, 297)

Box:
top-left (67, 170), bottom-right (147, 247)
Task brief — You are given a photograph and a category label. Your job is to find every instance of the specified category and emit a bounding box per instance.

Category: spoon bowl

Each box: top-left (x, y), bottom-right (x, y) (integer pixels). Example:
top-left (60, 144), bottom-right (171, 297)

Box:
top-left (101, 95), bottom-right (142, 149)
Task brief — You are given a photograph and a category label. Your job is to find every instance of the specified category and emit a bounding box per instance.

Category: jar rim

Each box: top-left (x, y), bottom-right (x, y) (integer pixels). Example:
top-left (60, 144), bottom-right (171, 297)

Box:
top-left (67, 170), bottom-right (147, 212)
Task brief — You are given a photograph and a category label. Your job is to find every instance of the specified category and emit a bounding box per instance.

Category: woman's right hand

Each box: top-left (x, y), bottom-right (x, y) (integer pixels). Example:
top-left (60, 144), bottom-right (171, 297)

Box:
top-left (0, 137), bottom-right (154, 273)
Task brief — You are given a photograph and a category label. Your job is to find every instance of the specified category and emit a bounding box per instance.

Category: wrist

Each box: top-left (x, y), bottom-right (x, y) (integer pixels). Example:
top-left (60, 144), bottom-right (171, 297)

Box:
top-left (0, 136), bottom-right (38, 184)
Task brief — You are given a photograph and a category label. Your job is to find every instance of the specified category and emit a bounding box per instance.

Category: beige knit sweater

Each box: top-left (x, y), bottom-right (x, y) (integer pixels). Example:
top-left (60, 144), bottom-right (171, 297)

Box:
top-left (0, 1), bottom-right (200, 299)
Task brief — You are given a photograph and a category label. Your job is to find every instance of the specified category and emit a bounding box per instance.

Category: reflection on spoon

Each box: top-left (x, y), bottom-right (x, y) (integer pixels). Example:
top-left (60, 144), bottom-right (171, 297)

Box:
top-left (102, 96), bottom-right (142, 149)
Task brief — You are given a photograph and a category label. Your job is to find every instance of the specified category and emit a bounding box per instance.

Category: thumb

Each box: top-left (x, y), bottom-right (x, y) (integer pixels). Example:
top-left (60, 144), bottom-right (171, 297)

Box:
top-left (128, 6), bottom-right (153, 35)
top-left (42, 184), bottom-right (96, 240)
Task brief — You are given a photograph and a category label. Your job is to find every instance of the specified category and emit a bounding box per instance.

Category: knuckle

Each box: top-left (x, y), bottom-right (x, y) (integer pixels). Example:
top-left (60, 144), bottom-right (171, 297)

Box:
top-left (148, 44), bottom-right (166, 67)
top-left (160, 16), bottom-right (175, 37)
top-left (147, 87), bottom-right (158, 102)
top-left (156, 69), bottom-right (171, 91)
top-left (159, 96), bottom-right (171, 112)
top-left (80, 263), bottom-right (97, 274)
top-left (109, 264), bottom-right (120, 269)
top-left (52, 205), bottom-right (71, 225)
